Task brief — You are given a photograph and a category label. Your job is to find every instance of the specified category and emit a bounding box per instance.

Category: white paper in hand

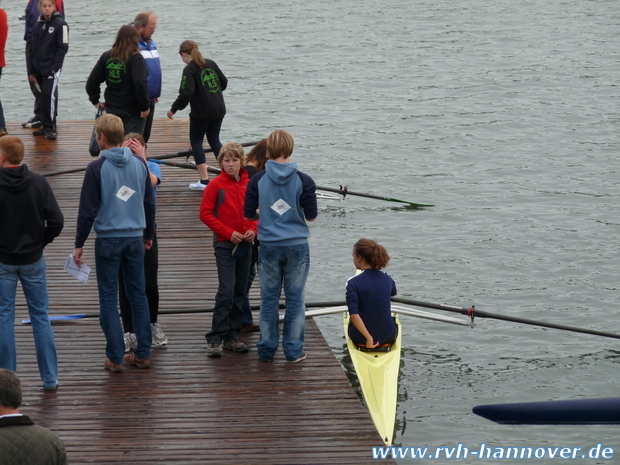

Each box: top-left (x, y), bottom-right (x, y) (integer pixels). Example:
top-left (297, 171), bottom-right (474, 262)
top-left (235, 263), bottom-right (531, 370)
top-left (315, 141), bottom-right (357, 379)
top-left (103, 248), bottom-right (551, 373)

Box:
top-left (64, 254), bottom-right (91, 284)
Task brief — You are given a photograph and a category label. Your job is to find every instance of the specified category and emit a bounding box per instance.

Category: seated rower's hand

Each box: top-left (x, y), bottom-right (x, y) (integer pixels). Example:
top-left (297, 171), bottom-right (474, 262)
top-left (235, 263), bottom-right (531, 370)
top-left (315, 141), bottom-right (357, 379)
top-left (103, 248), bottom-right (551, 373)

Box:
top-left (365, 338), bottom-right (380, 349)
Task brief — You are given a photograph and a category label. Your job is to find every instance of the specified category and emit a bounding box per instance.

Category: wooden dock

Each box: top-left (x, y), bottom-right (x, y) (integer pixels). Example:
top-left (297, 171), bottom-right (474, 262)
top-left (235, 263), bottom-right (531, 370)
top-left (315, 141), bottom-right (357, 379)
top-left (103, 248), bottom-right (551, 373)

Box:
top-left (10, 119), bottom-right (395, 464)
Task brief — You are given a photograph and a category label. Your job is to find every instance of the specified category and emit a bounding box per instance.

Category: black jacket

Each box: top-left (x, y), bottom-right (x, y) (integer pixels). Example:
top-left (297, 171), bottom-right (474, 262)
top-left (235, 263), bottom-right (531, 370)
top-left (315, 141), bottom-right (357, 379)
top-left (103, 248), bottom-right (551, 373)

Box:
top-left (26, 11), bottom-right (69, 77)
top-left (86, 51), bottom-right (150, 117)
top-left (0, 165), bottom-right (64, 265)
top-left (170, 59), bottom-right (227, 122)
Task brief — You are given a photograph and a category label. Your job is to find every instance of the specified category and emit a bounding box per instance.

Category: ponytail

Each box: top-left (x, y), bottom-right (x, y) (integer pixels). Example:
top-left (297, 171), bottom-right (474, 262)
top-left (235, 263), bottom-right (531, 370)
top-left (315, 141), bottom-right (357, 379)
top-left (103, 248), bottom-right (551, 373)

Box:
top-left (179, 40), bottom-right (206, 69)
top-left (353, 239), bottom-right (390, 270)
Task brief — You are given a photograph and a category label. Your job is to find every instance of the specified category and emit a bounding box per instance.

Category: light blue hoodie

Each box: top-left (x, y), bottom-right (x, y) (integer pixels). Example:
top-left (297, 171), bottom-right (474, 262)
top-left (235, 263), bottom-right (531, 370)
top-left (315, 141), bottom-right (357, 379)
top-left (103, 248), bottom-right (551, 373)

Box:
top-left (75, 147), bottom-right (156, 247)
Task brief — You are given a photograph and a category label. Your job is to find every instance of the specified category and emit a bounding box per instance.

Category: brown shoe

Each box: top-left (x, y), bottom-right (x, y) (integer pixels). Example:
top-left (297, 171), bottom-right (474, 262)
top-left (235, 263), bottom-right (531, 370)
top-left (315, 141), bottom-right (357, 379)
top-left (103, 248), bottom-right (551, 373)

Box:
top-left (104, 358), bottom-right (124, 373)
top-left (240, 324), bottom-right (260, 333)
top-left (123, 353), bottom-right (151, 369)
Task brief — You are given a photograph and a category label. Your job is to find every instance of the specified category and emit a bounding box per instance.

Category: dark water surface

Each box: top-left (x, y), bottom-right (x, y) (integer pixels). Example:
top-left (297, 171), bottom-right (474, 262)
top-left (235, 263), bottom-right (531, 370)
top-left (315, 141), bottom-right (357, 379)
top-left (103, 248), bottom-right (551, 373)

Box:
top-left (3, 0), bottom-right (619, 462)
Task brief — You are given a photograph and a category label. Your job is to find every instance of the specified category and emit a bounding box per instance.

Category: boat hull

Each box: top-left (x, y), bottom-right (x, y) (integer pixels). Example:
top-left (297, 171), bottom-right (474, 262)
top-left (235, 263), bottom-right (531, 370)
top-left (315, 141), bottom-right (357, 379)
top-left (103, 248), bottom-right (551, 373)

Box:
top-left (344, 313), bottom-right (402, 445)
top-left (473, 397), bottom-right (620, 424)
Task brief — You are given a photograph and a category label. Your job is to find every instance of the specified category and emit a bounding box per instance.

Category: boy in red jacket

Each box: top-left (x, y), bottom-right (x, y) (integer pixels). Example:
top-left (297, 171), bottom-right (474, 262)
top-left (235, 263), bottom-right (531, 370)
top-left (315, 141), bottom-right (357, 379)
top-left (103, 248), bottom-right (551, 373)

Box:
top-left (199, 142), bottom-right (257, 358)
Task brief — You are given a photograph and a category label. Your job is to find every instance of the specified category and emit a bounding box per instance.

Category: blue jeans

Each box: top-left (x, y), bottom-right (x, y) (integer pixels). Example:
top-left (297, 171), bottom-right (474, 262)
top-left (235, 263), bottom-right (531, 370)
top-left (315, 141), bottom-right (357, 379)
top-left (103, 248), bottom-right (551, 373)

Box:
top-left (0, 257), bottom-right (58, 387)
top-left (256, 243), bottom-right (310, 361)
top-left (206, 246), bottom-right (252, 344)
top-left (95, 237), bottom-right (151, 363)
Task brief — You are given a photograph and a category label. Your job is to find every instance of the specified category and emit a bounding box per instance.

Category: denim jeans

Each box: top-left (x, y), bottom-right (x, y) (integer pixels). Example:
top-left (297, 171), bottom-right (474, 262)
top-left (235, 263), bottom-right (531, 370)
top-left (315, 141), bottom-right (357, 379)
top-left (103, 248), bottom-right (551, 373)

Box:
top-left (256, 243), bottom-right (310, 361)
top-left (0, 256), bottom-right (58, 387)
top-left (95, 237), bottom-right (151, 364)
top-left (206, 245), bottom-right (252, 344)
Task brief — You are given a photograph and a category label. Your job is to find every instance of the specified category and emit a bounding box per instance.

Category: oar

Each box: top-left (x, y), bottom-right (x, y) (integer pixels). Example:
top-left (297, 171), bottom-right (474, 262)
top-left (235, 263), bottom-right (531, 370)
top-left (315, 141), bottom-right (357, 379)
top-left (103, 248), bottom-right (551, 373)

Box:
top-left (42, 141), bottom-right (260, 178)
top-left (22, 300), bottom-right (352, 323)
top-left (391, 296), bottom-right (620, 340)
top-left (155, 161), bottom-right (433, 206)
top-left (316, 185), bottom-right (434, 207)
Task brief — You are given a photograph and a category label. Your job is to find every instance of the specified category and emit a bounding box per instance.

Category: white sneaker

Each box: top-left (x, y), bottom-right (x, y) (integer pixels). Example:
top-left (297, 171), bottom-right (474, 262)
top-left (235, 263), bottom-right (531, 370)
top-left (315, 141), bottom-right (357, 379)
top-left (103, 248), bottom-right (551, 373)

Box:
top-left (189, 180), bottom-right (208, 191)
top-left (151, 322), bottom-right (168, 347)
top-left (124, 332), bottom-right (137, 353)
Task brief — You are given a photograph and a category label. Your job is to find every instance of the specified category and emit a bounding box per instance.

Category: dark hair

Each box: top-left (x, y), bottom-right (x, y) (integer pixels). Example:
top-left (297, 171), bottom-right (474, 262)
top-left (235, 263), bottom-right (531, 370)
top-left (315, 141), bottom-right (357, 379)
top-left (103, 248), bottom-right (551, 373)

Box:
top-left (0, 369), bottom-right (22, 409)
top-left (245, 139), bottom-right (268, 171)
top-left (353, 239), bottom-right (390, 270)
top-left (110, 25), bottom-right (140, 63)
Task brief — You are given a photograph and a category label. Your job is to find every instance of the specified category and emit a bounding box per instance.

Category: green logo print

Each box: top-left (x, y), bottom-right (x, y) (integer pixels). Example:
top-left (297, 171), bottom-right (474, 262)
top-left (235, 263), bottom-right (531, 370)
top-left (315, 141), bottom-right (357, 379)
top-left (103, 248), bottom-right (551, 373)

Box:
top-left (201, 69), bottom-right (220, 93)
top-left (106, 58), bottom-right (127, 84)
top-left (180, 75), bottom-right (187, 90)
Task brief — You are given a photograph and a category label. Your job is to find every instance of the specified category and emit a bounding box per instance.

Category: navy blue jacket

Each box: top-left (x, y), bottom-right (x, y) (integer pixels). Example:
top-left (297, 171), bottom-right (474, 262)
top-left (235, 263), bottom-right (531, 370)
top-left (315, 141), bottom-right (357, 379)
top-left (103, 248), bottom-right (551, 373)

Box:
top-left (26, 11), bottom-right (69, 76)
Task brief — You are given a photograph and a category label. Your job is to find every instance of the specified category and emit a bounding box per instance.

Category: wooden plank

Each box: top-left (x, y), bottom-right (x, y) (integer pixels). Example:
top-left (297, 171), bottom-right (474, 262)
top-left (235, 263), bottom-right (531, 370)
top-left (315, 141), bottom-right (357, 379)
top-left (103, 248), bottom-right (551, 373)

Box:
top-left (10, 119), bottom-right (395, 465)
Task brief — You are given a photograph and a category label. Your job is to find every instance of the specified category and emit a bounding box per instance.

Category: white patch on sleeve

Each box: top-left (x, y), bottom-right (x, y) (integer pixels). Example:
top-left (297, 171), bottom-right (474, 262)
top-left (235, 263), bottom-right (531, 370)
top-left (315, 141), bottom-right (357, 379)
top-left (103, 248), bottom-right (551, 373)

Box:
top-left (270, 199), bottom-right (291, 215)
top-left (62, 25), bottom-right (68, 44)
top-left (116, 186), bottom-right (135, 202)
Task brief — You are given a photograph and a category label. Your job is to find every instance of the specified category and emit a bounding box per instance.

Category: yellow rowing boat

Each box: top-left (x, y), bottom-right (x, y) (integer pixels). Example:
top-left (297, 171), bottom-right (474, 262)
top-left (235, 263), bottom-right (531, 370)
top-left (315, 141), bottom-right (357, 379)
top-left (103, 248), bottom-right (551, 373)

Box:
top-left (343, 312), bottom-right (402, 446)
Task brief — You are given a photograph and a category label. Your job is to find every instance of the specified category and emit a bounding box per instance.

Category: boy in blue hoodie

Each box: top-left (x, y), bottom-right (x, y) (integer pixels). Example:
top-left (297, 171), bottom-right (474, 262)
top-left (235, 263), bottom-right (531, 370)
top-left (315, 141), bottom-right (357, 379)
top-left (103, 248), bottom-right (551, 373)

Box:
top-left (73, 114), bottom-right (155, 373)
top-left (244, 130), bottom-right (317, 362)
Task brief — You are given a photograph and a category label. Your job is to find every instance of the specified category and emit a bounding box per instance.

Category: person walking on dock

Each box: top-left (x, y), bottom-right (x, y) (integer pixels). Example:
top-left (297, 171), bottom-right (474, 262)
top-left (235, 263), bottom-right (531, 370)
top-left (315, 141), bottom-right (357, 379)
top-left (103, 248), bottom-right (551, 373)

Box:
top-left (0, 369), bottom-right (67, 464)
top-left (73, 114), bottom-right (155, 373)
top-left (0, 135), bottom-right (63, 391)
top-left (244, 130), bottom-right (317, 362)
top-left (167, 40), bottom-right (227, 191)
top-left (132, 11), bottom-right (161, 143)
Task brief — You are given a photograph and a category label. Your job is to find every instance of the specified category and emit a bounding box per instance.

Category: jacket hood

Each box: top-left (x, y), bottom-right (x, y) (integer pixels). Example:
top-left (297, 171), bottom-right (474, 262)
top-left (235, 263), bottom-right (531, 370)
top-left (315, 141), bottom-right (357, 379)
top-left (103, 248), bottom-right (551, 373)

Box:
top-left (0, 165), bottom-right (31, 194)
top-left (101, 147), bottom-right (132, 167)
top-left (265, 160), bottom-right (298, 185)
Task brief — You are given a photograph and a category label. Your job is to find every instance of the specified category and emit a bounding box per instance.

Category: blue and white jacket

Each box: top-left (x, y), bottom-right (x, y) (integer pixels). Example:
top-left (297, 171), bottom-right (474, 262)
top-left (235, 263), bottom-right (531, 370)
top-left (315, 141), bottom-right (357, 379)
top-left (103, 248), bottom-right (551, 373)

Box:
top-left (75, 147), bottom-right (156, 248)
top-left (139, 38), bottom-right (162, 100)
top-left (244, 160), bottom-right (317, 246)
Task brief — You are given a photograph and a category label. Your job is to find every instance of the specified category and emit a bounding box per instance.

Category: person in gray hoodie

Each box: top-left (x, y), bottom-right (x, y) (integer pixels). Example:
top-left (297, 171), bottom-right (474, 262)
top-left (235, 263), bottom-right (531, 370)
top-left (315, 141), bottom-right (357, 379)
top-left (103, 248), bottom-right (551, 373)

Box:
top-left (73, 114), bottom-right (155, 373)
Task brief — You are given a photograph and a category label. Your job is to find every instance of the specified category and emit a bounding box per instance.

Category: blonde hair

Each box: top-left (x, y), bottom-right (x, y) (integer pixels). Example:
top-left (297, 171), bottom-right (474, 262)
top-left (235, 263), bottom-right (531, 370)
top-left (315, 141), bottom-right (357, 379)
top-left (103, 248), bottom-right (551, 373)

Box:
top-left (218, 142), bottom-right (246, 167)
top-left (179, 40), bottom-right (206, 69)
top-left (0, 136), bottom-right (25, 165)
top-left (266, 130), bottom-right (294, 160)
top-left (95, 114), bottom-right (125, 147)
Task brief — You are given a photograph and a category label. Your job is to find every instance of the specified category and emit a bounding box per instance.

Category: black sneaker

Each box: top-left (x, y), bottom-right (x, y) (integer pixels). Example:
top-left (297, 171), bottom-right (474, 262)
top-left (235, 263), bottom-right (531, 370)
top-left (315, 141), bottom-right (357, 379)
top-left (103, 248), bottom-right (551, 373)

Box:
top-left (44, 129), bottom-right (57, 140)
top-left (22, 116), bottom-right (43, 128)
top-left (32, 128), bottom-right (45, 136)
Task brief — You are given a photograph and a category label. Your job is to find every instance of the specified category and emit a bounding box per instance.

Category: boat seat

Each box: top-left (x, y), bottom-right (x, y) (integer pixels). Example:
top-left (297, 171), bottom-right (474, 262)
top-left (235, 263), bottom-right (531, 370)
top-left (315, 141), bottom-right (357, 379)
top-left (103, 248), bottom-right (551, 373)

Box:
top-left (355, 343), bottom-right (393, 353)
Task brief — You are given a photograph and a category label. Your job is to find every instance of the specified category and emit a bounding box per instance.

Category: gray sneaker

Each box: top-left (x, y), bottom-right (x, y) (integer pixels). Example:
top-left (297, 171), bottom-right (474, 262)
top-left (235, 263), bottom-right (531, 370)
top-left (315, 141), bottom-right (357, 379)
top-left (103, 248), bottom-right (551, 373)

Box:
top-left (207, 342), bottom-right (223, 358)
top-left (151, 322), bottom-right (168, 347)
top-left (223, 338), bottom-right (249, 353)
top-left (124, 332), bottom-right (137, 353)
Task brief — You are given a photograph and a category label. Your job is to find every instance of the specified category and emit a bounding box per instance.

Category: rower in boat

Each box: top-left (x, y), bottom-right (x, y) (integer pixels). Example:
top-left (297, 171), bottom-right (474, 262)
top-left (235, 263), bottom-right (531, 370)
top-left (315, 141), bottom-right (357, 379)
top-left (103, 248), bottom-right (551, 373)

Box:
top-left (346, 239), bottom-right (397, 349)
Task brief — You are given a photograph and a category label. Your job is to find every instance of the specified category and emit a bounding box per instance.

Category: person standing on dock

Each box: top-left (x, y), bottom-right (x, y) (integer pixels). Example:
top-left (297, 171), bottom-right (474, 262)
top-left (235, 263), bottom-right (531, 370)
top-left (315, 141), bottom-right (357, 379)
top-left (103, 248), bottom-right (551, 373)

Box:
top-left (167, 40), bottom-right (227, 191)
top-left (0, 135), bottom-right (64, 391)
top-left (25, 0), bottom-right (69, 141)
top-left (86, 25), bottom-right (150, 136)
top-left (118, 133), bottom-right (167, 351)
top-left (0, 369), bottom-right (68, 464)
top-left (200, 142), bottom-right (257, 358)
top-left (20, 0), bottom-right (64, 130)
top-left (73, 114), bottom-right (155, 373)
top-left (244, 130), bottom-right (317, 362)
top-left (0, 7), bottom-right (7, 137)
top-left (132, 11), bottom-right (161, 144)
